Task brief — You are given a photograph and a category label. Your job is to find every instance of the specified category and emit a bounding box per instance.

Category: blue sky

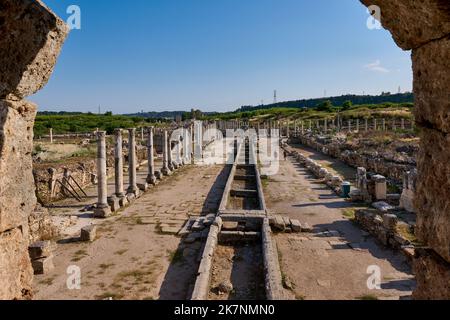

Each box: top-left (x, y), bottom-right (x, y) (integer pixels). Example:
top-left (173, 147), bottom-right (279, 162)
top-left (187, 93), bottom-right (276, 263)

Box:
top-left (32, 0), bottom-right (413, 113)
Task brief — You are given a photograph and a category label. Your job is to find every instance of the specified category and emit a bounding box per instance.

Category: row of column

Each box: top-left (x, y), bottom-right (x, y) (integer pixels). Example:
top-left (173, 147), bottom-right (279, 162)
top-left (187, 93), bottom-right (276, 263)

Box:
top-left (93, 127), bottom-right (189, 218)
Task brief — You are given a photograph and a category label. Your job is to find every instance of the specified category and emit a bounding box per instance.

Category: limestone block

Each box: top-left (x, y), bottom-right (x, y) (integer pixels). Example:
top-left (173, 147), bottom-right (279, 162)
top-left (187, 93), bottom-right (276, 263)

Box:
top-left (415, 127), bottom-right (450, 262)
top-left (372, 175), bottom-right (387, 200)
top-left (360, 0), bottom-right (450, 50)
top-left (383, 214), bottom-right (398, 231)
top-left (31, 255), bottom-right (54, 275)
top-left (0, 100), bottom-right (37, 233)
top-left (413, 36), bottom-right (450, 133)
top-left (0, 0), bottom-right (69, 99)
top-left (28, 240), bottom-right (56, 260)
top-left (290, 219), bottom-right (302, 233)
top-left (80, 225), bottom-right (97, 242)
top-left (372, 201), bottom-right (394, 213)
top-left (0, 227), bottom-right (33, 299)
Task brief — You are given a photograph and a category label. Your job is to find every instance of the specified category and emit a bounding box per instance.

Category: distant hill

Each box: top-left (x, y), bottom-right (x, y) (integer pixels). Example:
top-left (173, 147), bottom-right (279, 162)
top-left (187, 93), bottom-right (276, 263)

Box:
top-left (237, 93), bottom-right (414, 112)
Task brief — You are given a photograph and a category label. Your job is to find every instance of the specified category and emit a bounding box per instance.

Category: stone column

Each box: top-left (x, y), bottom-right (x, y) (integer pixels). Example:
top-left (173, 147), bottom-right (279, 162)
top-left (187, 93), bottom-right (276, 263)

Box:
top-left (49, 128), bottom-right (53, 144)
top-left (382, 118), bottom-right (386, 131)
top-left (365, 118), bottom-right (368, 131)
top-left (356, 119), bottom-right (360, 132)
top-left (126, 128), bottom-right (140, 199)
top-left (94, 131), bottom-right (111, 218)
top-left (401, 118), bottom-right (405, 130)
top-left (113, 129), bottom-right (127, 207)
top-left (348, 120), bottom-right (352, 132)
top-left (146, 127), bottom-right (157, 185)
top-left (301, 121), bottom-right (304, 134)
top-left (167, 131), bottom-right (175, 170)
top-left (161, 130), bottom-right (172, 176)
top-left (373, 118), bottom-right (377, 131)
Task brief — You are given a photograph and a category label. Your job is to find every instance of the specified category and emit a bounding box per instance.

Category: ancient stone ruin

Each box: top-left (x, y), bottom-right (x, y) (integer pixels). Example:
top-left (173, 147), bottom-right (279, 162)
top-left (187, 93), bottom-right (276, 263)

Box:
top-left (0, 0), bottom-right (68, 299)
top-left (0, 0), bottom-right (449, 300)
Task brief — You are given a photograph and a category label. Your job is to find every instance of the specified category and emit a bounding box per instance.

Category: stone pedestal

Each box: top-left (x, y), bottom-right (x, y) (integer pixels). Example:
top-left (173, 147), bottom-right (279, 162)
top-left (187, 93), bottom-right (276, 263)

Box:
top-left (400, 169), bottom-right (417, 213)
top-left (372, 175), bottom-right (387, 201)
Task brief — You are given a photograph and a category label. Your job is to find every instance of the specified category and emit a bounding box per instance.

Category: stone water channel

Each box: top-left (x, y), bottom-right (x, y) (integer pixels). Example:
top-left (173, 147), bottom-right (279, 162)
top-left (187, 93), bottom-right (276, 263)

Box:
top-left (191, 134), bottom-right (284, 300)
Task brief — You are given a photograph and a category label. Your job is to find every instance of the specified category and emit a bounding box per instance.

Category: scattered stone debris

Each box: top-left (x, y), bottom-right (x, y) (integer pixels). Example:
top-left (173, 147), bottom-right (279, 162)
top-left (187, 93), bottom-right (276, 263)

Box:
top-left (80, 225), bottom-right (97, 242)
top-left (29, 241), bottom-right (57, 275)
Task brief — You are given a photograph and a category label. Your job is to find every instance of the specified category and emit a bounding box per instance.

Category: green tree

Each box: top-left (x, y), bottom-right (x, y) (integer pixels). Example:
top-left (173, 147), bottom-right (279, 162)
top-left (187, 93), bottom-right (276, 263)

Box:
top-left (342, 100), bottom-right (353, 110)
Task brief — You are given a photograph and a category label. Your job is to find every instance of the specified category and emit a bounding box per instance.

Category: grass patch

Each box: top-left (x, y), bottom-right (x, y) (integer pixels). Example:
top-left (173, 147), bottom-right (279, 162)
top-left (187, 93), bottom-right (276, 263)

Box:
top-left (342, 208), bottom-right (356, 220)
top-left (356, 294), bottom-right (379, 300)
top-left (114, 249), bottom-right (128, 256)
top-left (71, 249), bottom-right (88, 262)
top-left (396, 223), bottom-right (417, 243)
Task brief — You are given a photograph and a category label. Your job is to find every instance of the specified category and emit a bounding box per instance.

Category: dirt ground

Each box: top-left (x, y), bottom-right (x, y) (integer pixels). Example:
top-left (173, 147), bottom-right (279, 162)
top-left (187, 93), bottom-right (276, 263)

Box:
top-left (208, 243), bottom-right (265, 300)
top-left (264, 145), bottom-right (415, 300)
top-left (34, 163), bottom-right (228, 300)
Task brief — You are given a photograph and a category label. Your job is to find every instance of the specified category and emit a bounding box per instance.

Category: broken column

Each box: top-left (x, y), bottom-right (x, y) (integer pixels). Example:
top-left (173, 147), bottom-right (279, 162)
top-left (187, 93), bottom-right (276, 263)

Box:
top-left (146, 127), bottom-right (157, 185)
top-left (126, 128), bottom-right (140, 199)
top-left (400, 169), bottom-right (417, 213)
top-left (93, 131), bottom-right (111, 218)
top-left (113, 129), bottom-right (127, 207)
top-left (161, 130), bottom-right (172, 176)
top-left (0, 0), bottom-right (68, 299)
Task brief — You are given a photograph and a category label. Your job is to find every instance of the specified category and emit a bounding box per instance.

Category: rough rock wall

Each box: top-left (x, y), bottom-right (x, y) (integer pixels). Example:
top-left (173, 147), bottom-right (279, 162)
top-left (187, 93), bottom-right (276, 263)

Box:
top-left (0, 0), bottom-right (68, 299)
top-left (293, 134), bottom-right (416, 182)
top-left (360, 0), bottom-right (450, 299)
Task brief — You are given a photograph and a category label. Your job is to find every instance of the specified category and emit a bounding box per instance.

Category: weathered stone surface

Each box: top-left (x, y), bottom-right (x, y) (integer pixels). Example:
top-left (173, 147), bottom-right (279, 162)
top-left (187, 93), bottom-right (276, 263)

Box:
top-left (413, 249), bottom-right (450, 299)
top-left (372, 201), bottom-right (394, 213)
top-left (31, 255), bottom-right (54, 275)
top-left (0, 0), bottom-right (69, 99)
top-left (0, 100), bottom-right (37, 232)
top-left (413, 36), bottom-right (450, 133)
top-left (383, 214), bottom-right (398, 231)
top-left (28, 240), bottom-right (56, 260)
top-left (80, 225), bottom-right (97, 242)
top-left (415, 127), bottom-right (450, 262)
top-left (360, 0), bottom-right (450, 50)
top-left (0, 227), bottom-right (33, 299)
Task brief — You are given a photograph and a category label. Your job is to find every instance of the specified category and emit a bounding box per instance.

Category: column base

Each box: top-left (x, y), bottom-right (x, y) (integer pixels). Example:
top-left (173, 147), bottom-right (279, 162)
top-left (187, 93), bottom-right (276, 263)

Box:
top-left (107, 196), bottom-right (120, 212)
top-left (137, 182), bottom-right (149, 192)
top-left (93, 205), bottom-right (112, 218)
top-left (126, 187), bottom-right (140, 201)
top-left (146, 174), bottom-right (158, 185)
top-left (162, 167), bottom-right (172, 176)
top-left (154, 170), bottom-right (163, 180)
top-left (118, 195), bottom-right (128, 207)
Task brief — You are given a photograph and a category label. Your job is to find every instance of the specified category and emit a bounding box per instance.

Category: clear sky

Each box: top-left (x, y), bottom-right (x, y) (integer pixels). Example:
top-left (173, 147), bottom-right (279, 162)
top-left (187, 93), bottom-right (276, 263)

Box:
top-left (32, 0), bottom-right (413, 113)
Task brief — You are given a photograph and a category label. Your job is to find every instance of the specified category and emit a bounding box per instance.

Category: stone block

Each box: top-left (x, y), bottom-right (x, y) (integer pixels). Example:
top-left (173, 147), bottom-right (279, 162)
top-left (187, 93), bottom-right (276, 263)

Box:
top-left (93, 206), bottom-right (112, 219)
top-left (372, 175), bottom-right (387, 200)
top-left (413, 37), bottom-right (450, 133)
top-left (359, 0), bottom-right (450, 50)
top-left (31, 255), bottom-right (54, 275)
top-left (0, 0), bottom-right (69, 99)
top-left (137, 182), bottom-right (148, 192)
top-left (372, 201), bottom-right (394, 213)
top-left (271, 216), bottom-right (285, 232)
top-left (301, 222), bottom-right (314, 233)
top-left (290, 219), bottom-right (302, 233)
top-left (80, 225), bottom-right (97, 242)
top-left (28, 241), bottom-right (56, 260)
top-left (107, 196), bottom-right (120, 212)
top-left (415, 127), bottom-right (450, 262)
top-left (222, 221), bottom-right (239, 231)
top-left (0, 100), bottom-right (37, 233)
top-left (0, 227), bottom-right (33, 299)
top-left (383, 214), bottom-right (398, 231)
